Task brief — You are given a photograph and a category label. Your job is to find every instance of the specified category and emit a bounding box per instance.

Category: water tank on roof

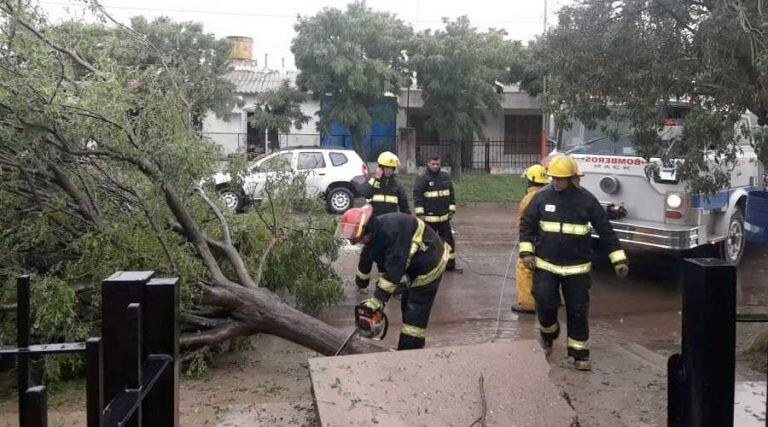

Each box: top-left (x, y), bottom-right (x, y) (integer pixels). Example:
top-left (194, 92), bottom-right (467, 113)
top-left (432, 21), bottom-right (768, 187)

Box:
top-left (227, 36), bottom-right (253, 60)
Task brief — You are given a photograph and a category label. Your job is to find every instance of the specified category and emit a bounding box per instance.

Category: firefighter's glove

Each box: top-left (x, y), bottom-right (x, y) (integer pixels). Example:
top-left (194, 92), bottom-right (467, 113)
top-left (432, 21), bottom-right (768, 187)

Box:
top-left (361, 297), bottom-right (384, 311)
top-left (355, 276), bottom-right (370, 289)
top-left (614, 263), bottom-right (629, 279)
top-left (521, 255), bottom-right (536, 271)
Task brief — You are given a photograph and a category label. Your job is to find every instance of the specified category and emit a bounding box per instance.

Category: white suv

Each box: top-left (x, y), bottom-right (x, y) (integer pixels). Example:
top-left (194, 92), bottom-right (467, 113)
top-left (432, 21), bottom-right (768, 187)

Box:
top-left (211, 147), bottom-right (368, 214)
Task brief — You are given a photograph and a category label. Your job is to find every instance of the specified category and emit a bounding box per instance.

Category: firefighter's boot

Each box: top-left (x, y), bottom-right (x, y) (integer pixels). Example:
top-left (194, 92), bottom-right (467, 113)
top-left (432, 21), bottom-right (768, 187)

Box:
top-left (538, 335), bottom-right (554, 357)
top-left (511, 302), bottom-right (535, 315)
top-left (538, 322), bottom-right (559, 357)
top-left (574, 358), bottom-right (591, 371)
top-left (568, 347), bottom-right (591, 371)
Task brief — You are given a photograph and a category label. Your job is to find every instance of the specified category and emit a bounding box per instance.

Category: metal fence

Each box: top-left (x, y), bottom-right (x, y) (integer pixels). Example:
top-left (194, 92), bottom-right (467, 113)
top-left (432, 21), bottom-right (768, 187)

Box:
top-left (2, 273), bottom-right (180, 427)
top-left (416, 139), bottom-right (555, 173)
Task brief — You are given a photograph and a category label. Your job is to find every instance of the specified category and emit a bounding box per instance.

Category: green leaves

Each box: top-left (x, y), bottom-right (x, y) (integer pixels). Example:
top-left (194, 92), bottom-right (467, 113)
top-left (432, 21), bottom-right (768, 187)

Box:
top-left (527, 0), bottom-right (768, 194)
top-left (248, 81), bottom-right (310, 135)
top-left (292, 1), bottom-right (411, 153)
top-left (0, 4), bottom-right (345, 381)
top-left (409, 17), bottom-right (523, 142)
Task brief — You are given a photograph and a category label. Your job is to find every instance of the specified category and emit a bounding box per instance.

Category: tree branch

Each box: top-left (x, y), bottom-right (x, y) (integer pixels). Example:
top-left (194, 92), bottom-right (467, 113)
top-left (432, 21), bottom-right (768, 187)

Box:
top-left (0, 303), bottom-right (16, 315)
top-left (254, 234), bottom-right (281, 288)
top-left (195, 186), bottom-right (231, 245)
top-left (180, 320), bottom-right (255, 351)
top-left (168, 220), bottom-right (258, 288)
top-left (0, 3), bottom-right (101, 75)
top-left (180, 312), bottom-right (230, 330)
top-left (49, 163), bottom-right (105, 229)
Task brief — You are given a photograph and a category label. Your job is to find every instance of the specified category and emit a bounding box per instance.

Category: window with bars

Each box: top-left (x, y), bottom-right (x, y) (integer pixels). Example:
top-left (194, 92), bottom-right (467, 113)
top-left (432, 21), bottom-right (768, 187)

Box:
top-left (504, 115), bottom-right (542, 155)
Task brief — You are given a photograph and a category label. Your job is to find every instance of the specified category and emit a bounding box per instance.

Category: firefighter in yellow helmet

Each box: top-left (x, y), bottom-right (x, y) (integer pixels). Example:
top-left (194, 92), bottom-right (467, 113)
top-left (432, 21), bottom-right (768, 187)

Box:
top-left (519, 154), bottom-right (629, 370)
top-left (356, 151), bottom-right (411, 290)
top-left (510, 164), bottom-right (549, 314)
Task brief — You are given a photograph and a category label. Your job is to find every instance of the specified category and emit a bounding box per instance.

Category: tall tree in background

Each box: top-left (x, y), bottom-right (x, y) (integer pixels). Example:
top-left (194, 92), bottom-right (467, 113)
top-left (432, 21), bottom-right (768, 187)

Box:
top-left (57, 17), bottom-right (239, 130)
top-left (291, 1), bottom-right (412, 157)
top-left (248, 81), bottom-right (311, 151)
top-left (0, 1), bottom-right (379, 380)
top-left (524, 0), bottom-right (768, 194)
top-left (409, 17), bottom-right (524, 179)
top-left (128, 16), bottom-right (240, 128)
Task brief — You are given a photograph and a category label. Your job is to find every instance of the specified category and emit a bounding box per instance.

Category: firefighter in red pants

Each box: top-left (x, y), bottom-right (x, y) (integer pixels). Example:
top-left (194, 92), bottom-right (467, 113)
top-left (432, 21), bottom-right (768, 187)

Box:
top-left (338, 204), bottom-right (450, 350)
top-left (413, 154), bottom-right (458, 270)
top-left (519, 155), bottom-right (629, 370)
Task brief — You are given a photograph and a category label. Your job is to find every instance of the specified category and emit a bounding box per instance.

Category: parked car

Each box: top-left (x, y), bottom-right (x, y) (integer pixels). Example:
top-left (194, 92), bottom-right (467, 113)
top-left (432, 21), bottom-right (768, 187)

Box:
top-left (210, 147), bottom-right (368, 214)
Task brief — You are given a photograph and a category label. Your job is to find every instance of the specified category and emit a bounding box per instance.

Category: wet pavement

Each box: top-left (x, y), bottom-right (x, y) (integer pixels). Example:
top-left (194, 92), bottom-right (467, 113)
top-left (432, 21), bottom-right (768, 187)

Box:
top-left (321, 203), bottom-right (768, 425)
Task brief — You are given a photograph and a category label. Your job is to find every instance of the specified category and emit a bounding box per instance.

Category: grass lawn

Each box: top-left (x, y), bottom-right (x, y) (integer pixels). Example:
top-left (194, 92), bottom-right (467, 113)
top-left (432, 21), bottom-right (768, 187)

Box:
top-left (394, 172), bottom-right (527, 205)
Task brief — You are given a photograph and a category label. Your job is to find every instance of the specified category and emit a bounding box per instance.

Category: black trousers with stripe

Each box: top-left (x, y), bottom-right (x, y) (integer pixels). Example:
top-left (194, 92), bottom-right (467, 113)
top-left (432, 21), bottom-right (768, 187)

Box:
top-left (426, 221), bottom-right (455, 270)
top-left (532, 270), bottom-right (591, 358)
top-left (397, 277), bottom-right (441, 350)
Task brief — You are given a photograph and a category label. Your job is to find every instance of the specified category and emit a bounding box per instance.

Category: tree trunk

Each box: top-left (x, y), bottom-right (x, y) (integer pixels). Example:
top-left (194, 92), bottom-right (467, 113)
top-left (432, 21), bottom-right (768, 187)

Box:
top-left (349, 127), bottom-right (367, 161)
top-left (189, 282), bottom-right (385, 355)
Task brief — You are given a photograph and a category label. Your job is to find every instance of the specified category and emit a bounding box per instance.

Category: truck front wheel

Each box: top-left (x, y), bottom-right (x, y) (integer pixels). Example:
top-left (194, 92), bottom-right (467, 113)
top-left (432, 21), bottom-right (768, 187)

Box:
top-left (718, 210), bottom-right (746, 265)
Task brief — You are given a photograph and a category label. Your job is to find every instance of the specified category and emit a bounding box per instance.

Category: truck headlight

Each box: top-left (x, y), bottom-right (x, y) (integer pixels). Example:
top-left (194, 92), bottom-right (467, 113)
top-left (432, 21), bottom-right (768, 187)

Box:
top-left (666, 193), bottom-right (683, 209)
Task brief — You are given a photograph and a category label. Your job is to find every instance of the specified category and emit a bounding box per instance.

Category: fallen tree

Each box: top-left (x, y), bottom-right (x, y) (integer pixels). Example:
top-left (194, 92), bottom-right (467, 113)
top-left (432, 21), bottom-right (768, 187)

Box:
top-left (0, 1), bottom-right (380, 378)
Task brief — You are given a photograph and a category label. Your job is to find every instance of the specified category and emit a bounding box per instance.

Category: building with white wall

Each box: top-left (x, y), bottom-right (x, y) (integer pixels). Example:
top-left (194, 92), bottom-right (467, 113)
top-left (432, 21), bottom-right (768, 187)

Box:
top-left (396, 84), bottom-right (544, 173)
top-left (202, 37), bottom-right (322, 158)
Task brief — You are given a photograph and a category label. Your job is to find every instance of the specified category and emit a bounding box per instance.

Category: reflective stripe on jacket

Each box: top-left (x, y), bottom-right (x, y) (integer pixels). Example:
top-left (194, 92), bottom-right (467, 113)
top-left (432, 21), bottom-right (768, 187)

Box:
top-left (362, 176), bottom-right (411, 216)
top-left (357, 213), bottom-right (447, 302)
top-left (519, 184), bottom-right (626, 272)
top-left (413, 170), bottom-right (456, 218)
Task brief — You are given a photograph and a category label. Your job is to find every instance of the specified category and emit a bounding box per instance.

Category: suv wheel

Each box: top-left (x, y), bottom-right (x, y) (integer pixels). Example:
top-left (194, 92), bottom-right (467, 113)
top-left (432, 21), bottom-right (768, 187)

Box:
top-left (718, 210), bottom-right (745, 265)
top-left (218, 186), bottom-right (244, 212)
top-left (326, 187), bottom-right (353, 214)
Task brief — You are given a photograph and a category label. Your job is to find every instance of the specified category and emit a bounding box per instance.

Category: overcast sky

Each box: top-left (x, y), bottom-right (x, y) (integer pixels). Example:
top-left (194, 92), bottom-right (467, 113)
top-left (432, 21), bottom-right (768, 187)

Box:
top-left (38, 0), bottom-right (573, 69)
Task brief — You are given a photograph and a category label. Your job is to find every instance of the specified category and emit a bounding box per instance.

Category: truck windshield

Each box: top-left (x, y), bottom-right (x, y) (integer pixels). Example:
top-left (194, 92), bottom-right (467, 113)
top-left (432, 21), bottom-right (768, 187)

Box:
top-left (567, 134), bottom-right (638, 156)
top-left (566, 126), bottom-right (681, 157)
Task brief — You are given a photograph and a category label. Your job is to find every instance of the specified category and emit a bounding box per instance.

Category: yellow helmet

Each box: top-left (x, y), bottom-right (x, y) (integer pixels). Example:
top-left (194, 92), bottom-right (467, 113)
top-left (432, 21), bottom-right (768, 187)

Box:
top-left (377, 151), bottom-right (400, 167)
top-left (547, 155), bottom-right (578, 178)
top-left (525, 164), bottom-right (549, 184)
top-left (568, 156), bottom-right (585, 177)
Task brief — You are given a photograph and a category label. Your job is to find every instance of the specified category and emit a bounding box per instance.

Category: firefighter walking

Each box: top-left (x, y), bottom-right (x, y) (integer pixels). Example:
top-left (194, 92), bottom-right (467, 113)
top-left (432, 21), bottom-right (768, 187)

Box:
top-left (413, 155), bottom-right (458, 271)
top-left (510, 164), bottom-right (549, 314)
top-left (356, 151), bottom-right (411, 290)
top-left (338, 205), bottom-right (450, 350)
top-left (519, 155), bottom-right (629, 370)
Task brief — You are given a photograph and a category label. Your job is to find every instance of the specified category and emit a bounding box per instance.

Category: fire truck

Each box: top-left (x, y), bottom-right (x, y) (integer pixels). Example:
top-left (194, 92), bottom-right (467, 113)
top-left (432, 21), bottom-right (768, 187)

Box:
top-left (559, 113), bottom-right (764, 265)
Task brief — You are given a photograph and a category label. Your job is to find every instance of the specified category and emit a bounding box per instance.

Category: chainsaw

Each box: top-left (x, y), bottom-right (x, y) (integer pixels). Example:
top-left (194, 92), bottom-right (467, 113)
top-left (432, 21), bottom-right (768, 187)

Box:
top-left (334, 303), bottom-right (388, 356)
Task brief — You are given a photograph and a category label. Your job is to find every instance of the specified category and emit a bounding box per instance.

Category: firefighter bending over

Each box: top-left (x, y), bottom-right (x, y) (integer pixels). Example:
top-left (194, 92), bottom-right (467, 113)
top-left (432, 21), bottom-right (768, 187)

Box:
top-left (338, 204), bottom-right (450, 350)
top-left (519, 155), bottom-right (629, 370)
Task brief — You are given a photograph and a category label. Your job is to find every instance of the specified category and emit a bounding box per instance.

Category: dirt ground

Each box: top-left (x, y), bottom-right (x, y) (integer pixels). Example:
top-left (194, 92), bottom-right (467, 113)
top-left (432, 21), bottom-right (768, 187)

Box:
top-left (1, 203), bottom-right (766, 426)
